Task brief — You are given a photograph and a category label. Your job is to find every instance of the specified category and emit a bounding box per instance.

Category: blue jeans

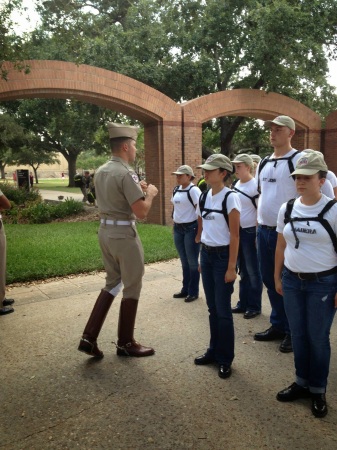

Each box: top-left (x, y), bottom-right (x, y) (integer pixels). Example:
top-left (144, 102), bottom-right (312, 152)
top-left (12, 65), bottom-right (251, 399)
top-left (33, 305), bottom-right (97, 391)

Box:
top-left (200, 246), bottom-right (234, 366)
top-left (282, 268), bottom-right (337, 393)
top-left (236, 226), bottom-right (262, 312)
top-left (257, 226), bottom-right (289, 333)
top-left (173, 221), bottom-right (200, 297)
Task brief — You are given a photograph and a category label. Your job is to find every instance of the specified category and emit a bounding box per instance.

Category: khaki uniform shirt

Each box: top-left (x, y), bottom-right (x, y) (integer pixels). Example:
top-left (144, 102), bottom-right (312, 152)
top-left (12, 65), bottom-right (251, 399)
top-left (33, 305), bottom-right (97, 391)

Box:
top-left (95, 157), bottom-right (144, 219)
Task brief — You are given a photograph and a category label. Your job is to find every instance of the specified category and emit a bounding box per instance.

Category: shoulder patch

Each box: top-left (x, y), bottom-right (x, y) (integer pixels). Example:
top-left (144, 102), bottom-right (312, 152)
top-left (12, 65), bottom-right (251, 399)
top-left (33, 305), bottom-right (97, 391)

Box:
top-left (131, 173), bottom-right (139, 183)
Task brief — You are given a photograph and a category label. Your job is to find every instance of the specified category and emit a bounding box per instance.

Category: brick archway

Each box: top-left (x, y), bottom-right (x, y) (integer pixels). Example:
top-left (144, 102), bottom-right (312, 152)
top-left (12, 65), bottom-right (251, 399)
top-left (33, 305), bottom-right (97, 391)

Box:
top-left (1, 62), bottom-right (331, 224)
top-left (0, 60), bottom-right (182, 224)
top-left (182, 89), bottom-right (322, 171)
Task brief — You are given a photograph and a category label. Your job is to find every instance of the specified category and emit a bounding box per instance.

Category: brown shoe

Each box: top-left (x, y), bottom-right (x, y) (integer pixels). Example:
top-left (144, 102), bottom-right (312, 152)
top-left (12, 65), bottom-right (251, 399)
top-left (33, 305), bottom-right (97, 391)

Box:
top-left (78, 338), bottom-right (104, 358)
top-left (117, 339), bottom-right (155, 357)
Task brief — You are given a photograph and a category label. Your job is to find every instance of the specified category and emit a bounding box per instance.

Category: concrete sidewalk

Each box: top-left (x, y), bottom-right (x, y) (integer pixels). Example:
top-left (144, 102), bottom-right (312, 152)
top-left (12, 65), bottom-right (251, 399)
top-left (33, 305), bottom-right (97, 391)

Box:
top-left (39, 189), bottom-right (84, 202)
top-left (1, 260), bottom-right (337, 449)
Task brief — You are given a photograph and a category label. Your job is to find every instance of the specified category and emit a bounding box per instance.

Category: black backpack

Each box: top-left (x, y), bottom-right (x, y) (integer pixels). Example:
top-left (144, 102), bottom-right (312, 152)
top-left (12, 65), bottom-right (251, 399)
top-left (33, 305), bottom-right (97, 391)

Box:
top-left (257, 151), bottom-right (300, 193)
top-left (199, 188), bottom-right (234, 227)
top-left (74, 174), bottom-right (84, 187)
top-left (284, 198), bottom-right (337, 252)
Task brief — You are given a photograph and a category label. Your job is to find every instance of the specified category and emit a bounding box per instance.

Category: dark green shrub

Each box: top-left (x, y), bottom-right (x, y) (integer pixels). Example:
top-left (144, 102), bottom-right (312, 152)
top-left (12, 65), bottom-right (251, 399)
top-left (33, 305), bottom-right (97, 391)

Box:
top-left (20, 202), bottom-right (52, 223)
top-left (0, 182), bottom-right (41, 204)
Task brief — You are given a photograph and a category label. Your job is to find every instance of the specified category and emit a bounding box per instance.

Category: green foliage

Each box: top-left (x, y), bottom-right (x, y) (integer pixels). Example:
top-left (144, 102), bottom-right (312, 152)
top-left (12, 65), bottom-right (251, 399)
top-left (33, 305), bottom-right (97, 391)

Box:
top-left (0, 181), bottom-right (41, 205)
top-left (6, 221), bottom-right (177, 283)
top-left (0, 182), bottom-right (84, 224)
top-left (12, 199), bottom-right (84, 224)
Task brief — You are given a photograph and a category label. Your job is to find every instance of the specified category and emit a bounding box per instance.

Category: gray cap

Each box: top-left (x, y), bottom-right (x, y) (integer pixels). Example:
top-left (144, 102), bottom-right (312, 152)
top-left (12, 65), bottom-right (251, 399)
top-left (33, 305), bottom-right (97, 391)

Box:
top-left (231, 153), bottom-right (254, 167)
top-left (172, 165), bottom-right (195, 177)
top-left (250, 154), bottom-right (262, 163)
top-left (291, 152), bottom-right (328, 176)
top-left (197, 154), bottom-right (233, 172)
top-left (107, 122), bottom-right (139, 141)
top-left (264, 115), bottom-right (295, 131)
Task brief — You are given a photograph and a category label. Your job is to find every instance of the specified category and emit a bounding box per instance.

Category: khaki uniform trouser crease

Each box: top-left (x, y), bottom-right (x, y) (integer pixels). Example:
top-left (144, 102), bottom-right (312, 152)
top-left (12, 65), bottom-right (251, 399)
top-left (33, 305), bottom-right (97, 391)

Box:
top-left (98, 222), bottom-right (144, 299)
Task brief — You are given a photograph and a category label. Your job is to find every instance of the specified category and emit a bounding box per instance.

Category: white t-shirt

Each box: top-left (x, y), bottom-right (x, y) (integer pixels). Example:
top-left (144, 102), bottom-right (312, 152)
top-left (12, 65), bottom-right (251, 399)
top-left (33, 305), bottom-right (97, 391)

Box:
top-left (171, 183), bottom-right (201, 223)
top-left (233, 178), bottom-right (258, 228)
top-left (327, 170), bottom-right (337, 189)
top-left (256, 149), bottom-right (302, 226)
top-left (196, 187), bottom-right (241, 246)
top-left (277, 195), bottom-right (337, 272)
top-left (322, 178), bottom-right (334, 199)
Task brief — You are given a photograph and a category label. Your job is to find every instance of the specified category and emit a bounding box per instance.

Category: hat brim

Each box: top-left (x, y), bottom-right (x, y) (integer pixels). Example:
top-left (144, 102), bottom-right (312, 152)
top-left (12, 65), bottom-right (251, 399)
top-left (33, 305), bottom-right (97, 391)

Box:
top-left (197, 163), bottom-right (219, 170)
top-left (172, 171), bottom-right (194, 176)
top-left (290, 169), bottom-right (320, 176)
top-left (264, 119), bottom-right (287, 128)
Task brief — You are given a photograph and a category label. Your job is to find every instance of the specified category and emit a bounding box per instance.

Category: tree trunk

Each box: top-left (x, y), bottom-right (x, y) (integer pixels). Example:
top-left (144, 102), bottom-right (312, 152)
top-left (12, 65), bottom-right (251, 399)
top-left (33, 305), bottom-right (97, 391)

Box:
top-left (0, 163), bottom-right (6, 179)
top-left (220, 116), bottom-right (246, 156)
top-left (67, 155), bottom-right (78, 187)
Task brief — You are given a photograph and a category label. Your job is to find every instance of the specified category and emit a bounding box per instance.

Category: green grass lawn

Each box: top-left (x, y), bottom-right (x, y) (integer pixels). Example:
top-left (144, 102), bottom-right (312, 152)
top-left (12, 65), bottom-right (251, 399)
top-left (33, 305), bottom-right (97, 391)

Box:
top-left (6, 222), bottom-right (177, 284)
top-left (34, 178), bottom-right (80, 193)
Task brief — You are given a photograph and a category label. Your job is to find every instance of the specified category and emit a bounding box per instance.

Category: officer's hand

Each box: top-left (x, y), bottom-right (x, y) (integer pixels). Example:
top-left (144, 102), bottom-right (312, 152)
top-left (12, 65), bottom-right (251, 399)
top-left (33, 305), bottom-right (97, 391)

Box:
top-left (146, 184), bottom-right (158, 197)
top-left (140, 180), bottom-right (148, 191)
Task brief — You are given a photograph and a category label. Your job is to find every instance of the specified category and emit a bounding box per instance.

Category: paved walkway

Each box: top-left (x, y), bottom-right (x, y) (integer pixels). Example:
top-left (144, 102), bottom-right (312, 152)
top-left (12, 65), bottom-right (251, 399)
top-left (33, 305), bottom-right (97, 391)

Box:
top-left (1, 259), bottom-right (337, 449)
top-left (39, 189), bottom-right (84, 202)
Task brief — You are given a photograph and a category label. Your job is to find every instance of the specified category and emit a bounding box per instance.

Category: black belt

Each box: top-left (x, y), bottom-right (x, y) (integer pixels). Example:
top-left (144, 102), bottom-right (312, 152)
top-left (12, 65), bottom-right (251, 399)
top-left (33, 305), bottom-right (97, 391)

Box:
top-left (286, 266), bottom-right (337, 281)
top-left (174, 220), bottom-right (197, 226)
top-left (202, 243), bottom-right (229, 252)
top-left (259, 224), bottom-right (277, 230)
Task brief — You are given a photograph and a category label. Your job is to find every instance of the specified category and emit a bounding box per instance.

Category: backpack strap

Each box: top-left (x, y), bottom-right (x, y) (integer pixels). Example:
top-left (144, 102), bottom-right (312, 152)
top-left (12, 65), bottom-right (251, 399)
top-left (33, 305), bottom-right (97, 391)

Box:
top-left (199, 189), bottom-right (233, 227)
top-left (258, 151), bottom-right (300, 193)
top-left (232, 186), bottom-right (258, 209)
top-left (317, 199), bottom-right (337, 253)
top-left (284, 198), bottom-right (337, 252)
top-left (172, 185), bottom-right (196, 207)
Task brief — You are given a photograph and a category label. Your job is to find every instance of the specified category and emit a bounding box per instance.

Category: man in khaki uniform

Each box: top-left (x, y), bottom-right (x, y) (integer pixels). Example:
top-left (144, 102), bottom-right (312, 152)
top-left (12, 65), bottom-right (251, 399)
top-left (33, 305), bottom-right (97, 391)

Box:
top-left (78, 122), bottom-right (158, 358)
top-left (0, 189), bottom-right (15, 315)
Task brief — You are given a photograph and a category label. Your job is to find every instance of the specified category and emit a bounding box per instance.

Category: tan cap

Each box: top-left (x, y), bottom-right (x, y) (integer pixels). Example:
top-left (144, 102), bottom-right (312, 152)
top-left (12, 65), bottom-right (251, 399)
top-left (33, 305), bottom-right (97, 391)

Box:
top-left (302, 148), bottom-right (324, 158)
top-left (231, 153), bottom-right (254, 167)
top-left (107, 122), bottom-right (139, 141)
top-left (172, 165), bottom-right (195, 177)
top-left (197, 154), bottom-right (233, 172)
top-left (250, 154), bottom-right (262, 163)
top-left (291, 152), bottom-right (328, 176)
top-left (264, 115), bottom-right (295, 131)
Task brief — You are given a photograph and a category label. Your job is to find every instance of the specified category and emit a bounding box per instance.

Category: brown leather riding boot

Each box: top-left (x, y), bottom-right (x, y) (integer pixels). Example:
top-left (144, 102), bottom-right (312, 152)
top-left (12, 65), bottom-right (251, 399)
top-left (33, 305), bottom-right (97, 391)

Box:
top-left (78, 290), bottom-right (115, 358)
top-left (116, 298), bottom-right (155, 357)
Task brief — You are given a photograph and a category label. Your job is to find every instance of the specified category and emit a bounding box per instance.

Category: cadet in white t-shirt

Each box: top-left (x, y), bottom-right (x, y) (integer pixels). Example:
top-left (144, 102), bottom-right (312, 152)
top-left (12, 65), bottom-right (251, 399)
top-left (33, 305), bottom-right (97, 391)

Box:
top-left (230, 154), bottom-right (263, 319)
top-left (171, 165), bottom-right (201, 303)
top-left (302, 149), bottom-right (336, 199)
top-left (275, 152), bottom-right (337, 419)
top-left (194, 154), bottom-right (241, 380)
top-left (254, 115), bottom-right (302, 354)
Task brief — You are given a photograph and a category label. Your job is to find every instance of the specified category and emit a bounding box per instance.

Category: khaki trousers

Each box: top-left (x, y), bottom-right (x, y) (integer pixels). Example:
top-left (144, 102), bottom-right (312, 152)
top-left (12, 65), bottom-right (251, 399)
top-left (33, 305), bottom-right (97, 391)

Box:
top-left (0, 222), bottom-right (6, 301)
top-left (98, 224), bottom-right (144, 299)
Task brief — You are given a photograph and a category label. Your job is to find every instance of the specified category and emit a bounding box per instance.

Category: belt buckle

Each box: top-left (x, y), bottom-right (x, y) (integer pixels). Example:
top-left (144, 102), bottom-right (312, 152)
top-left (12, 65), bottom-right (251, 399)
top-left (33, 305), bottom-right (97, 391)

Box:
top-left (298, 273), bottom-right (305, 280)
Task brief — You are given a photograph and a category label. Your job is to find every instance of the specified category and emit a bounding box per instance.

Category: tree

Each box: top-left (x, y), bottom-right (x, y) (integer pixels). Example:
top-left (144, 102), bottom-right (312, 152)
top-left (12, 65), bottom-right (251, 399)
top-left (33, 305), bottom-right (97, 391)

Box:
top-left (0, 0), bottom-right (30, 79)
top-left (0, 113), bottom-right (26, 178)
top-left (12, 134), bottom-right (60, 183)
top-left (164, 0), bottom-right (337, 155)
top-left (33, 0), bottom-right (337, 157)
top-left (2, 98), bottom-right (112, 186)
